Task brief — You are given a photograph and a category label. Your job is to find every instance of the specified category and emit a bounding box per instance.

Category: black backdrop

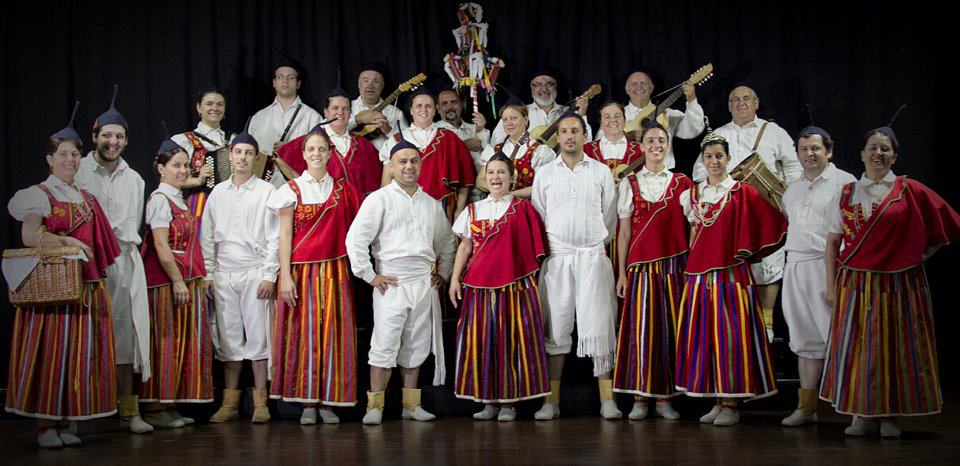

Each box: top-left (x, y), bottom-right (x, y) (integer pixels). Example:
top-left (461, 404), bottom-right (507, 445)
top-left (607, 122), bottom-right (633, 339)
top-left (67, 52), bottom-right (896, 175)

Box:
top-left (2, 0), bottom-right (959, 388)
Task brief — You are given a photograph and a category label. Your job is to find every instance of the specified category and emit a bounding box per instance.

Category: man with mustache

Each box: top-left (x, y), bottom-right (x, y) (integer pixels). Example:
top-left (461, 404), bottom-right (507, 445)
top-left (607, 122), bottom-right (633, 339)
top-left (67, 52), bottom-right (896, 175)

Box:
top-left (491, 70), bottom-right (593, 145)
top-left (348, 63), bottom-right (408, 151)
top-left (691, 85), bottom-right (801, 342)
top-left (614, 70), bottom-right (704, 169)
top-left (435, 89), bottom-right (489, 201)
top-left (74, 86), bottom-right (152, 434)
top-left (531, 113), bottom-right (620, 420)
top-left (200, 130), bottom-right (279, 425)
top-left (248, 56), bottom-right (322, 163)
top-left (346, 136), bottom-right (456, 425)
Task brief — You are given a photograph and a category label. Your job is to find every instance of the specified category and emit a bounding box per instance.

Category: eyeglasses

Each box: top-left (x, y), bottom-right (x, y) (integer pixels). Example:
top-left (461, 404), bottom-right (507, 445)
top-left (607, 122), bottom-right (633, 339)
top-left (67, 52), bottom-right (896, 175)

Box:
top-left (274, 74), bottom-right (299, 81)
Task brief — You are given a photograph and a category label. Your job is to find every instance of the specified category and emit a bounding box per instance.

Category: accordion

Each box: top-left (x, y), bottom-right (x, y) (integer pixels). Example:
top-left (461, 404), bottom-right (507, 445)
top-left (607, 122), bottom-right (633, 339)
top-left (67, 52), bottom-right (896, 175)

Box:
top-left (198, 149), bottom-right (278, 190)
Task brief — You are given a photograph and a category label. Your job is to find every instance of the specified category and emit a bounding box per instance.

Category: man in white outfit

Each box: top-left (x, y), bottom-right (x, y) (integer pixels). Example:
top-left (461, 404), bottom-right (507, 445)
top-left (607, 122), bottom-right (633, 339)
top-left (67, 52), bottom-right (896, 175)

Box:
top-left (531, 112), bottom-right (620, 420)
top-left (346, 136), bottom-right (456, 425)
top-left (780, 126), bottom-right (856, 426)
top-left (201, 130), bottom-right (280, 424)
top-left (75, 85), bottom-right (152, 434)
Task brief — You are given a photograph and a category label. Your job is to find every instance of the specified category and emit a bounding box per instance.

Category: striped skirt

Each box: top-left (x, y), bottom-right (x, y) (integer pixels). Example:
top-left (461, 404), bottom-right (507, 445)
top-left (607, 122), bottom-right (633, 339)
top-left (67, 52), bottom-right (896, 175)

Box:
top-left (186, 191), bottom-right (208, 236)
top-left (674, 262), bottom-right (777, 399)
top-left (455, 275), bottom-right (551, 403)
top-left (613, 255), bottom-right (685, 398)
top-left (5, 281), bottom-right (117, 420)
top-left (820, 266), bottom-right (941, 417)
top-left (140, 279), bottom-right (213, 403)
top-left (271, 258), bottom-right (357, 406)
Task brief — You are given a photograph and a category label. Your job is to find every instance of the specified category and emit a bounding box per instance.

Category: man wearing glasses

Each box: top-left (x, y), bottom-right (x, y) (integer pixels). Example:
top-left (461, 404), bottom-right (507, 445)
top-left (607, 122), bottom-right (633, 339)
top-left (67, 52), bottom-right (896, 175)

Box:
top-left (610, 71), bottom-right (704, 170)
top-left (491, 70), bottom-right (593, 144)
top-left (248, 59), bottom-right (322, 158)
top-left (691, 85), bottom-right (801, 343)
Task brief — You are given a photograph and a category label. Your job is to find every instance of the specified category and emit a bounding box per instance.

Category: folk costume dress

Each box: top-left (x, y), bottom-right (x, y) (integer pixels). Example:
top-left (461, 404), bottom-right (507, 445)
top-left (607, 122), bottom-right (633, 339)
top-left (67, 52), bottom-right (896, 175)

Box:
top-left (584, 137), bottom-right (644, 273)
top-left (612, 170), bottom-right (692, 398)
top-left (172, 123), bottom-right (229, 228)
top-left (267, 173), bottom-right (362, 406)
top-left (139, 183), bottom-right (212, 403)
top-left (478, 137), bottom-right (556, 192)
top-left (6, 176), bottom-right (121, 420)
top-left (674, 177), bottom-right (786, 399)
top-left (452, 195), bottom-right (552, 403)
top-left (820, 173), bottom-right (960, 417)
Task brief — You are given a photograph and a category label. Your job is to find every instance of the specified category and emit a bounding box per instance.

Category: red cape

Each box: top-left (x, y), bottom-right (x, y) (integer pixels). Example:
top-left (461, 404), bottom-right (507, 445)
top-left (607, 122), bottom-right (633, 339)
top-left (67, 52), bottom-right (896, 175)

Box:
top-left (462, 198), bottom-right (549, 288)
top-left (584, 139), bottom-right (644, 170)
top-left (38, 185), bottom-right (121, 281)
top-left (685, 182), bottom-right (787, 275)
top-left (277, 133), bottom-right (382, 197)
top-left (625, 173), bottom-right (693, 266)
top-left (839, 176), bottom-right (960, 272)
top-left (289, 178), bottom-right (362, 263)
top-left (394, 128), bottom-right (477, 201)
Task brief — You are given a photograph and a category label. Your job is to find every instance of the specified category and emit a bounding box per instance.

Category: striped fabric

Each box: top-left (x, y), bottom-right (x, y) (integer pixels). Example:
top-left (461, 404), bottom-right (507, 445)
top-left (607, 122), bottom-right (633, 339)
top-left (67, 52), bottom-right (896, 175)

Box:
top-left (140, 279), bottom-right (213, 402)
top-left (185, 191), bottom-right (207, 235)
top-left (5, 282), bottom-right (117, 420)
top-left (271, 257), bottom-right (357, 406)
top-left (613, 255), bottom-right (685, 398)
top-left (820, 266), bottom-right (941, 417)
top-left (674, 263), bottom-right (777, 399)
top-left (454, 275), bottom-right (551, 403)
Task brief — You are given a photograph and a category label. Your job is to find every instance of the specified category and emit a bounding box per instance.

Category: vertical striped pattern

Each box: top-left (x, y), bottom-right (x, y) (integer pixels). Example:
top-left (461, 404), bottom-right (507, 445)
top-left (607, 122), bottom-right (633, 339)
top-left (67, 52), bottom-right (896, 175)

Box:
top-left (271, 258), bottom-right (357, 406)
top-left (5, 282), bottom-right (117, 420)
top-left (454, 275), bottom-right (551, 403)
top-left (820, 266), bottom-right (941, 417)
top-left (674, 263), bottom-right (778, 399)
top-left (185, 192), bottom-right (207, 235)
top-left (140, 279), bottom-right (213, 402)
top-left (613, 255), bottom-right (685, 398)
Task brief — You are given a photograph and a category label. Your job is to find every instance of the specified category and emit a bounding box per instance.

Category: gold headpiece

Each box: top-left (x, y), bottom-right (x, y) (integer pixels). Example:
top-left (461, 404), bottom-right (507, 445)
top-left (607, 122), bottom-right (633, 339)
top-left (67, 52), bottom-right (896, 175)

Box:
top-left (700, 132), bottom-right (727, 148)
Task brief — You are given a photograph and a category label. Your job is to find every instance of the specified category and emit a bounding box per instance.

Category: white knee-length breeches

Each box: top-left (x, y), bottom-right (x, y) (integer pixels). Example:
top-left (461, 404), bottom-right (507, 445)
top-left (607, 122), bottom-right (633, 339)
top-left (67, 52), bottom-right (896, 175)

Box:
top-left (369, 275), bottom-right (444, 380)
top-left (212, 268), bottom-right (273, 362)
top-left (782, 257), bottom-right (832, 359)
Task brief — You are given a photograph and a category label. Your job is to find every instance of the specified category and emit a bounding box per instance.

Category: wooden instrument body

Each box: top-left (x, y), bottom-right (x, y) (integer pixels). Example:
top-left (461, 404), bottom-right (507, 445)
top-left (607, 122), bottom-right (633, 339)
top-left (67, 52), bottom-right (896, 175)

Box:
top-left (529, 84), bottom-right (602, 149)
top-left (353, 73), bottom-right (427, 138)
top-left (729, 152), bottom-right (787, 210)
top-left (622, 64), bottom-right (714, 140)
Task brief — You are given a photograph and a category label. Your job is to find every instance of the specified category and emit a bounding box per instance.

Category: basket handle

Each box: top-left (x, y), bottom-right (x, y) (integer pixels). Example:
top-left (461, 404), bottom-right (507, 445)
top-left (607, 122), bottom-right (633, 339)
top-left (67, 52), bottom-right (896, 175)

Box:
top-left (36, 225), bottom-right (47, 249)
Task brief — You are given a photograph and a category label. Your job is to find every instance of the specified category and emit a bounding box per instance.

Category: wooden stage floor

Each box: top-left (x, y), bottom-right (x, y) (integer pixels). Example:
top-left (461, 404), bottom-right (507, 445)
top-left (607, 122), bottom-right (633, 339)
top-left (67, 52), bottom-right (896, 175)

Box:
top-left (2, 396), bottom-right (960, 464)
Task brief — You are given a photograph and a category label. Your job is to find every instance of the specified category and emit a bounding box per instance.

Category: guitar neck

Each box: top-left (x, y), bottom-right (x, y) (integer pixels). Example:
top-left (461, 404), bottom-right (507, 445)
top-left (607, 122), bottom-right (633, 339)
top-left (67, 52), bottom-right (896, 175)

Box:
top-left (656, 86), bottom-right (685, 117)
top-left (374, 88), bottom-right (403, 112)
top-left (623, 156), bottom-right (645, 176)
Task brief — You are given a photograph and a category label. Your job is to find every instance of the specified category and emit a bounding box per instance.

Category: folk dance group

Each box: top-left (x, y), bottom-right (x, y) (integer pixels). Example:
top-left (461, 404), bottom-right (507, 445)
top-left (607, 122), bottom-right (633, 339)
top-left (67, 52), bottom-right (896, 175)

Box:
top-left (7, 59), bottom-right (960, 449)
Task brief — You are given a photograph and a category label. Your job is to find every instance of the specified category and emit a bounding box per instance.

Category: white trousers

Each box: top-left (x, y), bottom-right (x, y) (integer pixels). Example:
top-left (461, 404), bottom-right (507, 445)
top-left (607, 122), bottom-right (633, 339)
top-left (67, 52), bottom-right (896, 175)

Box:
top-left (368, 275), bottom-right (446, 385)
top-left (211, 268), bottom-right (272, 362)
top-left (782, 258), bottom-right (832, 359)
top-left (751, 246), bottom-right (785, 286)
top-left (538, 242), bottom-right (617, 375)
top-left (104, 243), bottom-right (151, 379)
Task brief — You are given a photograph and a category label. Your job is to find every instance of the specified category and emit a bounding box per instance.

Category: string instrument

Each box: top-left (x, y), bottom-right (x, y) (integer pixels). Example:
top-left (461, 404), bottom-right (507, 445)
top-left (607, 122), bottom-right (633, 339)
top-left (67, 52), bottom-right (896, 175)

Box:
top-left (352, 73), bottom-right (427, 138)
top-left (528, 84), bottom-right (602, 149)
top-left (611, 153), bottom-right (647, 183)
top-left (623, 64), bottom-right (714, 139)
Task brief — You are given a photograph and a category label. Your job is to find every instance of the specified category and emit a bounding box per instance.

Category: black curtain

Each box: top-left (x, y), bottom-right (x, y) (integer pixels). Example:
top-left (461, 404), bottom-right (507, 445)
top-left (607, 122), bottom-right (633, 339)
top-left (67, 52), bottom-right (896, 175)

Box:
top-left (2, 0), bottom-right (958, 386)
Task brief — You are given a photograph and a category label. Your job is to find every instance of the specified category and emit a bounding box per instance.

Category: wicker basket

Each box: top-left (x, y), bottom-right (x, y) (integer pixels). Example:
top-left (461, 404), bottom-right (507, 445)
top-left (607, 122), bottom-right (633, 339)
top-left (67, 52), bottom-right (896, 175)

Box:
top-left (4, 244), bottom-right (84, 307)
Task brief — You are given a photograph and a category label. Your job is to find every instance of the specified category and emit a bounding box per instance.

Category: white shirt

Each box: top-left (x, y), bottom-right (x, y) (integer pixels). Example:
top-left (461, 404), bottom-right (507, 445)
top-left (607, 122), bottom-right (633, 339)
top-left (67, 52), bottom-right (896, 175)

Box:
top-left (692, 116), bottom-right (801, 184)
top-left (617, 167), bottom-right (672, 218)
top-left (348, 97), bottom-right (408, 151)
top-left (602, 100), bottom-right (704, 169)
top-left (828, 170), bottom-right (897, 233)
top-left (248, 96), bottom-right (322, 154)
top-left (74, 154), bottom-right (145, 245)
top-left (436, 119), bottom-right (491, 165)
top-left (782, 164), bottom-right (857, 261)
top-left (345, 181), bottom-right (456, 283)
top-left (201, 176), bottom-right (280, 282)
top-left (145, 183), bottom-right (188, 229)
top-left (327, 128), bottom-right (353, 157)
top-left (267, 171), bottom-right (335, 208)
top-left (8, 175), bottom-right (88, 221)
top-left (478, 137), bottom-right (557, 169)
top-left (377, 123), bottom-right (438, 164)
top-left (681, 175), bottom-right (737, 224)
top-left (597, 134), bottom-right (628, 161)
top-left (532, 155), bottom-right (617, 248)
top-left (491, 102), bottom-right (594, 145)
top-left (171, 122), bottom-right (228, 158)
top-left (452, 194), bottom-right (514, 238)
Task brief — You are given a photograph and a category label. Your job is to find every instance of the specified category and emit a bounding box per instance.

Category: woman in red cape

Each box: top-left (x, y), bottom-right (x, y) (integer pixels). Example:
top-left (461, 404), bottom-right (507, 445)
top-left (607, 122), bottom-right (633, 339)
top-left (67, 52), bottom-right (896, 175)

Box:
top-left (612, 125), bottom-right (691, 420)
top-left (449, 154), bottom-right (551, 422)
top-left (6, 109), bottom-right (120, 448)
top-left (820, 127), bottom-right (960, 438)
top-left (269, 128), bottom-right (362, 425)
top-left (674, 133), bottom-right (786, 426)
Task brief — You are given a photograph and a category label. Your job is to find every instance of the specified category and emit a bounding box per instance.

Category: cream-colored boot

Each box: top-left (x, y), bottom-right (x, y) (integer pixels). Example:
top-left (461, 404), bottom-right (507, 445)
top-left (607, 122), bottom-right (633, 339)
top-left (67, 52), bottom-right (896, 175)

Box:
top-left (119, 395), bottom-right (154, 433)
top-left (210, 389), bottom-right (242, 423)
top-left (362, 390), bottom-right (385, 425)
top-left (401, 388), bottom-right (436, 421)
top-left (535, 380), bottom-right (561, 420)
top-left (252, 389), bottom-right (271, 423)
top-left (782, 388), bottom-right (818, 426)
top-left (598, 379), bottom-right (622, 420)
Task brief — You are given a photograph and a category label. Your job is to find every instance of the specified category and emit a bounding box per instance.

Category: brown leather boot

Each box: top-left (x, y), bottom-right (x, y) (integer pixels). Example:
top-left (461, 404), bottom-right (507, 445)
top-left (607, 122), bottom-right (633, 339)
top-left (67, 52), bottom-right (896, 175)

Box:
top-left (209, 389), bottom-right (242, 423)
top-left (252, 389), bottom-right (271, 423)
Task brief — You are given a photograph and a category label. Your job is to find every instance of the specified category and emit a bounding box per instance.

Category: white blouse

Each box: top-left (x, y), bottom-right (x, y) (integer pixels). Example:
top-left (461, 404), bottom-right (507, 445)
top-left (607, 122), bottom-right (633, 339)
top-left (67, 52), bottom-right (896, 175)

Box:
top-left (680, 175), bottom-right (736, 224)
top-left (268, 172), bottom-right (334, 209)
top-left (8, 175), bottom-right (87, 221)
top-left (171, 122), bottom-right (228, 158)
top-left (617, 167), bottom-right (673, 218)
top-left (145, 183), bottom-right (188, 229)
top-left (479, 137), bottom-right (556, 170)
top-left (452, 194), bottom-right (515, 238)
top-left (378, 123), bottom-right (439, 163)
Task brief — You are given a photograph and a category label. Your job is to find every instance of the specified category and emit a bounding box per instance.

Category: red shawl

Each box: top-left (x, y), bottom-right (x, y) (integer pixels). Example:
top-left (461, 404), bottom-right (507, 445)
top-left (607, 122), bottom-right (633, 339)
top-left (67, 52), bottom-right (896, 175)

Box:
top-left (625, 173), bottom-right (693, 266)
top-left (462, 198), bottom-right (549, 288)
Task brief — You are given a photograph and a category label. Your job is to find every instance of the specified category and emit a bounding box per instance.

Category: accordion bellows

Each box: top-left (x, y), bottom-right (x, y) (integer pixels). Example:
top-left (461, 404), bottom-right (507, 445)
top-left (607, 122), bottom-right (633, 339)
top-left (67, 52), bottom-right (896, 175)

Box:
top-left (4, 246), bottom-right (83, 306)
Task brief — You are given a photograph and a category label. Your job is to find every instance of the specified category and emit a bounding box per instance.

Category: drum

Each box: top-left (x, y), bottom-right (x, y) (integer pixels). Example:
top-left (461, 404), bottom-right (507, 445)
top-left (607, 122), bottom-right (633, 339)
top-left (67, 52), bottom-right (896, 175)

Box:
top-left (729, 152), bottom-right (786, 211)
